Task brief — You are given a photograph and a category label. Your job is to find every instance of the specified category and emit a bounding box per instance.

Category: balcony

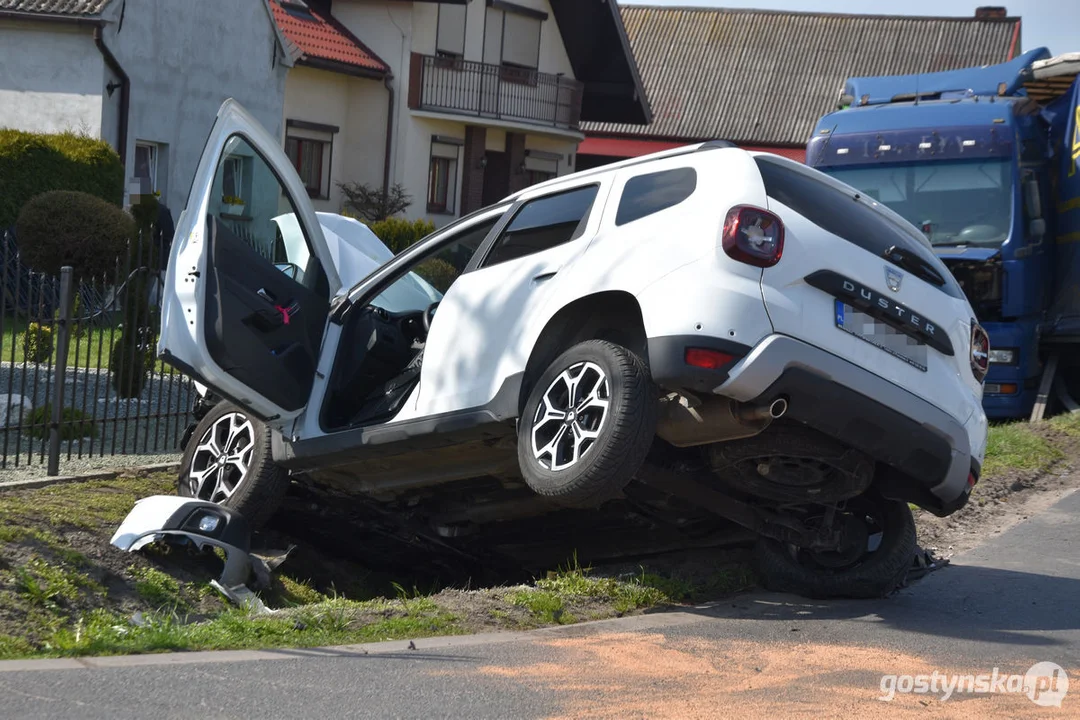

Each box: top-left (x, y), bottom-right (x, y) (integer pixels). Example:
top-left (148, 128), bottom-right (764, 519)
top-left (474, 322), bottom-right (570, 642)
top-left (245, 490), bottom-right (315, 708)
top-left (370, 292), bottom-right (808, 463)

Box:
top-left (407, 53), bottom-right (584, 132)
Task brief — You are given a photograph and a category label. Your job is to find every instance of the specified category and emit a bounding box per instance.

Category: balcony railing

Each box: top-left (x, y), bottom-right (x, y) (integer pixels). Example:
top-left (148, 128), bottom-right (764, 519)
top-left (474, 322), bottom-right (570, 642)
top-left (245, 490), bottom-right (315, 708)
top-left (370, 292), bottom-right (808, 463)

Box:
top-left (408, 53), bottom-right (584, 131)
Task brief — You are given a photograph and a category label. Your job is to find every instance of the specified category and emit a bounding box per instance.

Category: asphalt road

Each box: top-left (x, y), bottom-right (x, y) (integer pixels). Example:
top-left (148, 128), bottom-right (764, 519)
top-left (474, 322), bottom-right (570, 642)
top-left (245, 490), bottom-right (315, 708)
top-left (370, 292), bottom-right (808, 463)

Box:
top-left (3, 489), bottom-right (1080, 719)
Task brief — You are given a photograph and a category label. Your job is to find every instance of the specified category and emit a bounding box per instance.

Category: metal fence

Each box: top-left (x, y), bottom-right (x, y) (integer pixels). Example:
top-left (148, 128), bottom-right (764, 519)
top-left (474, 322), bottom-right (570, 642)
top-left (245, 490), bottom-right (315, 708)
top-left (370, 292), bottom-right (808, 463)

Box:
top-left (0, 228), bottom-right (195, 474)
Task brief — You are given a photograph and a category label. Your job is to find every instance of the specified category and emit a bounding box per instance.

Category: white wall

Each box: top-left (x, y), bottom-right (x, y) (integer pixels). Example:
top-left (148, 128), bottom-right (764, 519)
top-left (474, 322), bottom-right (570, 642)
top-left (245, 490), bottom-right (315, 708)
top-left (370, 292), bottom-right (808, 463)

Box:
top-left (284, 66), bottom-right (389, 212)
top-left (0, 21), bottom-right (105, 137)
top-left (332, 0), bottom-right (581, 224)
top-left (102, 0), bottom-right (289, 214)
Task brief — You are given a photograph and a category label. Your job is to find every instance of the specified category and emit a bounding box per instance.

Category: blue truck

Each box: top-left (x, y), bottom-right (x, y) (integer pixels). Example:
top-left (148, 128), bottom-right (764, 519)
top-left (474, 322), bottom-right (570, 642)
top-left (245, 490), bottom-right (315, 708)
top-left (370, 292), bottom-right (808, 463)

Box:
top-left (806, 48), bottom-right (1080, 420)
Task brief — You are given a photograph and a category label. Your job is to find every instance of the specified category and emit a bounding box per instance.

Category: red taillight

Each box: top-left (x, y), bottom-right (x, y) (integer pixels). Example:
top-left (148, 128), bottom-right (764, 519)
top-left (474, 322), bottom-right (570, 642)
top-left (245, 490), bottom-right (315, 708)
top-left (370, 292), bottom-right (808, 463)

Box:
top-left (722, 205), bottom-right (784, 268)
top-left (970, 321), bottom-right (990, 383)
top-left (685, 347), bottom-right (735, 370)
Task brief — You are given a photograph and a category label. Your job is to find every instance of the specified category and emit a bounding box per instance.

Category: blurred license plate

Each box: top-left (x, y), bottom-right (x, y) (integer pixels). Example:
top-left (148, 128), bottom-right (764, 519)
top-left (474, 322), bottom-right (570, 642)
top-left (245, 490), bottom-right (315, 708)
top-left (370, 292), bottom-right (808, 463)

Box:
top-left (835, 300), bottom-right (927, 372)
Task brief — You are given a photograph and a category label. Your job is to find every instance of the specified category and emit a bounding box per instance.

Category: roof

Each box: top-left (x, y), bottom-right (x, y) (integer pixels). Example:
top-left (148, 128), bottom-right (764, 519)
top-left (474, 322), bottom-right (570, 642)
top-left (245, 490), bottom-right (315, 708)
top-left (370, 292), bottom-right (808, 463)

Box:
top-left (549, 0), bottom-right (651, 125)
top-left (584, 6), bottom-right (1021, 147)
top-left (0, 0), bottom-right (110, 16)
top-left (269, 0), bottom-right (389, 78)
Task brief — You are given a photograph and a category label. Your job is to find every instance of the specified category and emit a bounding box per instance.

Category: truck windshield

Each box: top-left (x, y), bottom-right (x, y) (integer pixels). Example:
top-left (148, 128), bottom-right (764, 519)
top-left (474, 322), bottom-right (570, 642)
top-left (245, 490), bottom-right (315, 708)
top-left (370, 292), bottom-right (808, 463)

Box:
top-left (825, 159), bottom-right (1013, 247)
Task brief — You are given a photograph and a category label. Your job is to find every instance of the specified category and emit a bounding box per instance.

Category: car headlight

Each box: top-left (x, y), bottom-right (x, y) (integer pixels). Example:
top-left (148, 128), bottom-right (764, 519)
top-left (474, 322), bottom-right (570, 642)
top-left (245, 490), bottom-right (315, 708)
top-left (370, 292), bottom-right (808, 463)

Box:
top-left (989, 348), bottom-right (1017, 365)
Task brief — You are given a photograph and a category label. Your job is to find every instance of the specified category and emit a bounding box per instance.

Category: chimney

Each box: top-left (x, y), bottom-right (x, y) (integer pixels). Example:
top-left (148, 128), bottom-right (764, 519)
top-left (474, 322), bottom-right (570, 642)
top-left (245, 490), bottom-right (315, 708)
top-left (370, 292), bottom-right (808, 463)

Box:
top-left (974, 6), bottom-right (1007, 19)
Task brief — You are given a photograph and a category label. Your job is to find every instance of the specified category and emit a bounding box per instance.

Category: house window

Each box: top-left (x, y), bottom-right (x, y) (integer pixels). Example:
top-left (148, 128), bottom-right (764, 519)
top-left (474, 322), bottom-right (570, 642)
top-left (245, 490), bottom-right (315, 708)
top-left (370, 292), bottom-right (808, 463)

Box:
top-left (134, 142), bottom-right (158, 192)
top-left (483, 3), bottom-right (544, 79)
top-left (284, 120), bottom-right (336, 200)
top-left (427, 138), bottom-right (461, 214)
top-left (285, 137), bottom-right (327, 197)
top-left (523, 151), bottom-right (559, 188)
top-left (436, 3), bottom-right (466, 58)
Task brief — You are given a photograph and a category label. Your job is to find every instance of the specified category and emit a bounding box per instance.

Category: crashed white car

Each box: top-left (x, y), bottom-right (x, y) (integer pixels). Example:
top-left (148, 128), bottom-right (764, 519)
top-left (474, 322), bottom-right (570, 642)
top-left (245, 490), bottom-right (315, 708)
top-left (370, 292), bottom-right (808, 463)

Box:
top-left (161, 99), bottom-right (988, 598)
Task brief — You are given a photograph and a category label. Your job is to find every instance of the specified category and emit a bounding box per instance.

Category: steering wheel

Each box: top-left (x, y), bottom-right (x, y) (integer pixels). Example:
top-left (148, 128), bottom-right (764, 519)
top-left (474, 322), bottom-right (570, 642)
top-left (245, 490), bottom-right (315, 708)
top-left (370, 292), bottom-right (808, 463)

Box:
top-left (422, 301), bottom-right (440, 334)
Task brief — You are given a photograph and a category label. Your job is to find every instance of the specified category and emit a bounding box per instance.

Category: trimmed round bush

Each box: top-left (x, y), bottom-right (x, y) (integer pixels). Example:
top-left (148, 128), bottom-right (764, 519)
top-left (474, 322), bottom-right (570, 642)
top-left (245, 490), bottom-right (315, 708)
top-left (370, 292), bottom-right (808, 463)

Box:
top-left (15, 190), bottom-right (134, 279)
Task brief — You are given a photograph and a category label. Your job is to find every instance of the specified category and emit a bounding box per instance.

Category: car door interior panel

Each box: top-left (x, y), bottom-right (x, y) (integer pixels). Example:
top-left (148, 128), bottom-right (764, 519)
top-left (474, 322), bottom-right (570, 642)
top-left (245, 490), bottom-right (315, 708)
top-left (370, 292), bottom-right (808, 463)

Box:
top-left (204, 216), bottom-right (329, 412)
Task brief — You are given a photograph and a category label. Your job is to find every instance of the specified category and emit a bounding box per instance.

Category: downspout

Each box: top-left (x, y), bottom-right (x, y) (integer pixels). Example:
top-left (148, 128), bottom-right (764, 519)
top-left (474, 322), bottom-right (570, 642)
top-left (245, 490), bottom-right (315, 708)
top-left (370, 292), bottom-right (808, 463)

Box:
top-left (93, 25), bottom-right (129, 167)
top-left (383, 75), bottom-right (395, 193)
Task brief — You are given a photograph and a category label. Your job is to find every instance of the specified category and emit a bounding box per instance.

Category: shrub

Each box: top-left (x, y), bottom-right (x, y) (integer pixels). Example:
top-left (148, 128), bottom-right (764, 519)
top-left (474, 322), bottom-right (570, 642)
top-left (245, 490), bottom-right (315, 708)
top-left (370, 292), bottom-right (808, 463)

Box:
top-left (109, 328), bottom-right (155, 399)
top-left (0, 129), bottom-right (123, 229)
top-left (413, 258), bottom-right (458, 294)
top-left (338, 182), bottom-right (412, 222)
top-left (15, 191), bottom-right (134, 279)
top-left (21, 322), bottom-right (54, 364)
top-left (368, 217), bottom-right (437, 254)
top-left (24, 405), bottom-right (97, 441)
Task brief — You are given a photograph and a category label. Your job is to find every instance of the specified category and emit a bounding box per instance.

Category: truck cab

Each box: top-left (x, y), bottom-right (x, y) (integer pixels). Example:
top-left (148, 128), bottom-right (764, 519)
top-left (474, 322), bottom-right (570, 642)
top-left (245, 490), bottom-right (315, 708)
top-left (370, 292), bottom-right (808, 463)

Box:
top-left (807, 48), bottom-right (1080, 420)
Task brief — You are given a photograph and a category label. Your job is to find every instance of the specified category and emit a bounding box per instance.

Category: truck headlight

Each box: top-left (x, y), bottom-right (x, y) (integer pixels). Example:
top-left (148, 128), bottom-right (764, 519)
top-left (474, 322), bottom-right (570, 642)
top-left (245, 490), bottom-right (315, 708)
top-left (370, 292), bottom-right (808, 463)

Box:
top-left (989, 348), bottom-right (1017, 365)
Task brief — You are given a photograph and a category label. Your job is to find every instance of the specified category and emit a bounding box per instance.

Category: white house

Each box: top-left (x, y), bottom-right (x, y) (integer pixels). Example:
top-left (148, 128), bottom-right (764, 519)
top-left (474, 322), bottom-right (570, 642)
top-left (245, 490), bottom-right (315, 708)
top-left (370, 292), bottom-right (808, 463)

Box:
top-left (0, 0), bottom-right (650, 227)
top-left (270, 0), bottom-right (651, 224)
top-left (0, 0), bottom-right (292, 215)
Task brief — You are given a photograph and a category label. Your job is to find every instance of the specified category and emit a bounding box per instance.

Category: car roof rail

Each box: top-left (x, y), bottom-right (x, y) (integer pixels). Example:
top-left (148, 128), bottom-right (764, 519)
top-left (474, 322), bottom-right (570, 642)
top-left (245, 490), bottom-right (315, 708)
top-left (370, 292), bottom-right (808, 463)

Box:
top-left (697, 139), bottom-right (738, 151)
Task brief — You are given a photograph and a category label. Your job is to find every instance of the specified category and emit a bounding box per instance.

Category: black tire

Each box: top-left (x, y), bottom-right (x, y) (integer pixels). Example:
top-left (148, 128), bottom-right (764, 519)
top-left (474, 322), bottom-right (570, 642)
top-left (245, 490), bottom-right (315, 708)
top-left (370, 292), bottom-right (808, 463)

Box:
top-left (177, 401), bottom-right (291, 529)
top-left (517, 339), bottom-right (657, 508)
top-left (753, 489), bottom-right (917, 599)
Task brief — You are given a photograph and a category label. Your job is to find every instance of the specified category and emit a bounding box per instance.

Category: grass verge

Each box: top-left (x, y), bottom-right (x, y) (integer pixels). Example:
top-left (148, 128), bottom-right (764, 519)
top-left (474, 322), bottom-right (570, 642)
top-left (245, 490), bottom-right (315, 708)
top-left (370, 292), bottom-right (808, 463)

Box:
top-left (1, 412), bottom-right (1077, 660)
top-left (0, 475), bottom-right (733, 660)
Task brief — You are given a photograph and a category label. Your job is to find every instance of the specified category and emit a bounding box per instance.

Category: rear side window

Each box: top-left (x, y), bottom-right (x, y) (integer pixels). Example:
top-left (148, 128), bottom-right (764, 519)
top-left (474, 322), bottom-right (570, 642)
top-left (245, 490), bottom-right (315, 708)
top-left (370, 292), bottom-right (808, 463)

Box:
top-left (616, 167), bottom-right (697, 226)
top-left (754, 158), bottom-right (964, 300)
top-left (481, 185), bottom-right (599, 267)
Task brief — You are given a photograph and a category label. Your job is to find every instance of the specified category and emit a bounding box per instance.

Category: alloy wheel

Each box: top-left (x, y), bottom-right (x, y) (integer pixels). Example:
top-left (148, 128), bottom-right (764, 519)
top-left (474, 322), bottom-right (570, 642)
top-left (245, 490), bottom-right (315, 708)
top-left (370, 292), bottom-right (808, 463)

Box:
top-left (188, 412), bottom-right (256, 504)
top-left (531, 361), bottom-right (611, 471)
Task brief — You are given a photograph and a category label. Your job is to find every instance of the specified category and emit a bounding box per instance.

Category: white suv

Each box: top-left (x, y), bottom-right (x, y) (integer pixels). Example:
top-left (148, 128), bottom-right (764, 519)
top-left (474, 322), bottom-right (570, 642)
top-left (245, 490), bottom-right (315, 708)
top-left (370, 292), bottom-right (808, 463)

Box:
top-left (162, 100), bottom-right (988, 598)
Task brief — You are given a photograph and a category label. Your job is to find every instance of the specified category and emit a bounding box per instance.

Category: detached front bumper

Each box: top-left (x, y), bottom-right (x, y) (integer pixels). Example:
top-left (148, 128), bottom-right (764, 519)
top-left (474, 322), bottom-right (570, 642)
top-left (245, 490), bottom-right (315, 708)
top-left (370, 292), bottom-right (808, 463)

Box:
top-left (708, 334), bottom-right (984, 516)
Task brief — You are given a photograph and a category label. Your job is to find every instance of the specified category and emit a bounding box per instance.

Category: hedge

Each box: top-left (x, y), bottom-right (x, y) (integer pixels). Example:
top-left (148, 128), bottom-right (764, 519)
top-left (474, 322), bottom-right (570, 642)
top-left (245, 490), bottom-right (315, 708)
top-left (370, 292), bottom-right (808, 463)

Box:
top-left (367, 217), bottom-right (437, 255)
top-left (0, 129), bottom-right (124, 229)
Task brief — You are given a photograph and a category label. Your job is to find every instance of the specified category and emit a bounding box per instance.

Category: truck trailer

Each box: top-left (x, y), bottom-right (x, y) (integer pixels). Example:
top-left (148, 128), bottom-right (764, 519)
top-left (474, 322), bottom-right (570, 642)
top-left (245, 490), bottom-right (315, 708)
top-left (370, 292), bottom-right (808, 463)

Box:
top-left (806, 48), bottom-right (1080, 420)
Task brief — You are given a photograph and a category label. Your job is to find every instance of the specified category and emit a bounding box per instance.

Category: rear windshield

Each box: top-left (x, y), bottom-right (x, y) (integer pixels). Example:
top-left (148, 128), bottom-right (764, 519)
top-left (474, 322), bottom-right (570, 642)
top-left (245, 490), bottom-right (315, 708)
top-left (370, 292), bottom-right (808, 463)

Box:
top-left (754, 157), bottom-right (965, 301)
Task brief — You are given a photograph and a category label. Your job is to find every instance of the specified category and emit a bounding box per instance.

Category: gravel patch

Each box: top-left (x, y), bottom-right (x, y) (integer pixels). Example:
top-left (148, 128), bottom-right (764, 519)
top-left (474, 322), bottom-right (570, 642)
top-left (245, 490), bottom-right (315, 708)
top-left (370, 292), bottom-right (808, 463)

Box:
top-left (0, 361), bottom-right (194, 480)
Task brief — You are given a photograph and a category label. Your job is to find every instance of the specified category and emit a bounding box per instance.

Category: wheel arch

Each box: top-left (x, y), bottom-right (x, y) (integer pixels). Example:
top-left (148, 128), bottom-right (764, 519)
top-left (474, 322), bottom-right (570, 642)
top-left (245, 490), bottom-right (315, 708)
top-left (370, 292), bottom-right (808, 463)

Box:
top-left (519, 290), bottom-right (648, 413)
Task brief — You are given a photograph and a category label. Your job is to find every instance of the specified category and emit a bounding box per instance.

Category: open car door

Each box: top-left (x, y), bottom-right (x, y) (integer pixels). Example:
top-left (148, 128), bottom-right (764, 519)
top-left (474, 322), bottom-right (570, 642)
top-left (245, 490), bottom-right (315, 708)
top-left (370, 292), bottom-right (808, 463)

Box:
top-left (158, 99), bottom-right (341, 427)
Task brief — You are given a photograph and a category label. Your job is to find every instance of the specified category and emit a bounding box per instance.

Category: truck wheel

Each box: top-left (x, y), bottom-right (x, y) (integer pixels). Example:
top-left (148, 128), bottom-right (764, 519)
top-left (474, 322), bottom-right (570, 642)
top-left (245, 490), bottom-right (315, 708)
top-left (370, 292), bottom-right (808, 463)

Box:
top-left (518, 340), bottom-right (657, 508)
top-left (177, 401), bottom-right (291, 529)
top-left (753, 489), bottom-right (917, 599)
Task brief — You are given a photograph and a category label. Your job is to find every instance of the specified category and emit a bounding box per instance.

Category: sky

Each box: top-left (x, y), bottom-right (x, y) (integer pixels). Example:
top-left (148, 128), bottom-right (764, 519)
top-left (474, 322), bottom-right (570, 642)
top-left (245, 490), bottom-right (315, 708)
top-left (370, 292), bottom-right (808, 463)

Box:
top-left (619, 0), bottom-right (1076, 56)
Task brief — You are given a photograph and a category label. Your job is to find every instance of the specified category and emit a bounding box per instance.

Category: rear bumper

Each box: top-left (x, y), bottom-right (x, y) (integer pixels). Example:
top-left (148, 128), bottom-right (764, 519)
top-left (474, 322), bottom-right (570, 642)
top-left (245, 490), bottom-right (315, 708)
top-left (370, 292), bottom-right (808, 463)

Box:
top-left (716, 334), bottom-right (984, 516)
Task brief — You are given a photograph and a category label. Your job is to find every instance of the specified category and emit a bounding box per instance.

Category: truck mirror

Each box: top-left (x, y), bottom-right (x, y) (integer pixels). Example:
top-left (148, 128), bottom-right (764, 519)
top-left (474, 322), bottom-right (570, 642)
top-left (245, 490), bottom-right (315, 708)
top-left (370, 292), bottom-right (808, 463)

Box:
top-left (1029, 218), bottom-right (1047, 239)
top-left (1024, 178), bottom-right (1043, 220)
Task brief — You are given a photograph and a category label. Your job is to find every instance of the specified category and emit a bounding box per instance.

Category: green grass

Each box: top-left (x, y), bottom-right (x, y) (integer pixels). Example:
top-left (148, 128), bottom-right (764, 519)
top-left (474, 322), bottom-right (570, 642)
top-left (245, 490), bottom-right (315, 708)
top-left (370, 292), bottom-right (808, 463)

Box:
top-left (0, 316), bottom-right (179, 373)
top-left (4, 594), bottom-right (464, 660)
top-left (0, 475), bottom-right (174, 529)
top-left (1049, 411), bottom-right (1080, 438)
top-left (983, 422), bottom-right (1063, 477)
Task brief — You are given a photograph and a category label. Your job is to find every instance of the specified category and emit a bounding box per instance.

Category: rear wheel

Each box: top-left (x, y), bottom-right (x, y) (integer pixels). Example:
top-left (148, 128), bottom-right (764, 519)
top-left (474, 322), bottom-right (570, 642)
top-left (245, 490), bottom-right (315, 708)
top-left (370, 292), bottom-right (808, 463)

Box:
top-left (753, 489), bottom-right (916, 599)
top-left (518, 340), bottom-right (657, 508)
top-left (177, 401), bottom-right (290, 529)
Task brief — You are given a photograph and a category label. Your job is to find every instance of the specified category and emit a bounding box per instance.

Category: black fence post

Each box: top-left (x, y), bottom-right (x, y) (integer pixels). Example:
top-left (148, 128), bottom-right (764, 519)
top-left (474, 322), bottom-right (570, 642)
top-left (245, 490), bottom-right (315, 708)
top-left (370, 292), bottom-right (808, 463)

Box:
top-left (47, 266), bottom-right (73, 476)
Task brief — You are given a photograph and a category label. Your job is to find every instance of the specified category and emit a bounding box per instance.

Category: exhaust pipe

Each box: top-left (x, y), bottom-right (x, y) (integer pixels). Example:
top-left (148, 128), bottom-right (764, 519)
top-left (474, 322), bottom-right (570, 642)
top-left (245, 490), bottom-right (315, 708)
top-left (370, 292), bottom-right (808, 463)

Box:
top-left (736, 397), bottom-right (788, 423)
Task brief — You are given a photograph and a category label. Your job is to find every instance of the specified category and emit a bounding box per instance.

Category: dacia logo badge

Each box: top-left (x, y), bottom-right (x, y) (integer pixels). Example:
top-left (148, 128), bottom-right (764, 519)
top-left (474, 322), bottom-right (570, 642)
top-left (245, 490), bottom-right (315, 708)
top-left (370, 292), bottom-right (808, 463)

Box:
top-left (885, 266), bottom-right (903, 293)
